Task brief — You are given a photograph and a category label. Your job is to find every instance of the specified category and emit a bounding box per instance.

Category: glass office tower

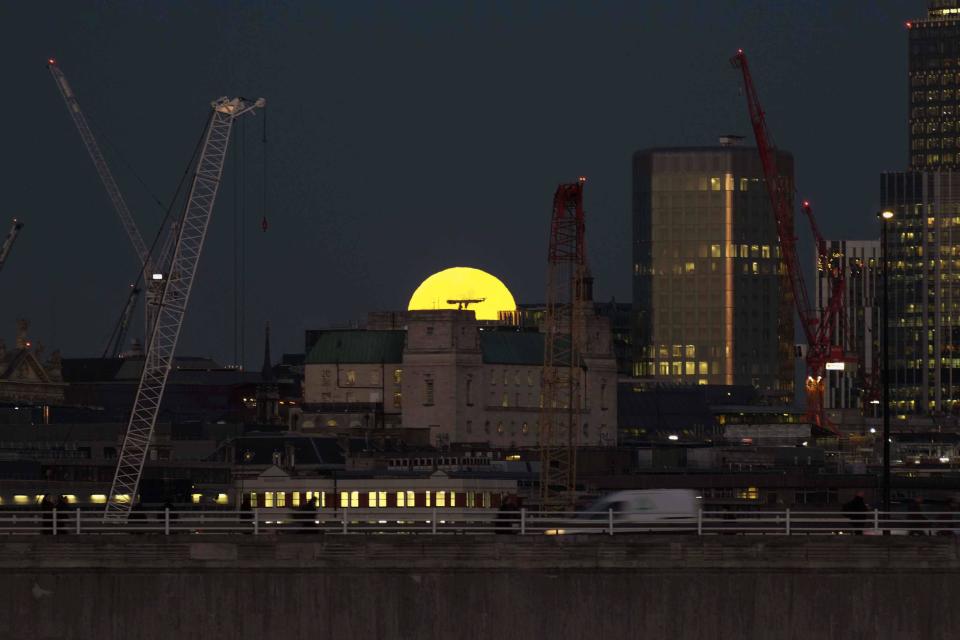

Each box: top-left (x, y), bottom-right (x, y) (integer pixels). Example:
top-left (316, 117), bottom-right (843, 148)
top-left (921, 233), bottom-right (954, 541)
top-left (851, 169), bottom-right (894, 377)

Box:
top-left (632, 143), bottom-right (794, 402)
top-left (881, 171), bottom-right (960, 415)
top-left (909, 1), bottom-right (960, 170)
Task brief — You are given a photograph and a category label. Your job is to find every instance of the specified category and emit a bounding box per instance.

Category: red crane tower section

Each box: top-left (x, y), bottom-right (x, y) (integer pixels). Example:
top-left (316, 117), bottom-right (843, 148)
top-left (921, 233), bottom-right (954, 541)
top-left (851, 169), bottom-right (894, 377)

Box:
top-left (539, 179), bottom-right (587, 509)
top-left (731, 50), bottom-right (846, 432)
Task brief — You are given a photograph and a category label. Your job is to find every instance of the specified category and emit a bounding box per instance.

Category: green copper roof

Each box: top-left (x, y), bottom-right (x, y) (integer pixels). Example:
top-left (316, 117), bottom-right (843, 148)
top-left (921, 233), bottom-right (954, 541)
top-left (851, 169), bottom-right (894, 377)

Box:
top-left (480, 331), bottom-right (545, 365)
top-left (306, 331), bottom-right (405, 364)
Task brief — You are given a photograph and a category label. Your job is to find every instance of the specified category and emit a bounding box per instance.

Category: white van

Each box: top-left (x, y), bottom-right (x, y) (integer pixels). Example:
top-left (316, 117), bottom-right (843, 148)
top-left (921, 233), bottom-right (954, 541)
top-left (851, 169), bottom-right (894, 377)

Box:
top-left (547, 489), bottom-right (699, 534)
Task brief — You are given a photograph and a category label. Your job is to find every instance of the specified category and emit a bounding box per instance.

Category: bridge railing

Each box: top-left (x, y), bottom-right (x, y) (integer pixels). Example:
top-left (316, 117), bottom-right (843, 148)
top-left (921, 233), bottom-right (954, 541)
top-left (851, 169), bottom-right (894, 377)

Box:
top-left (0, 508), bottom-right (957, 536)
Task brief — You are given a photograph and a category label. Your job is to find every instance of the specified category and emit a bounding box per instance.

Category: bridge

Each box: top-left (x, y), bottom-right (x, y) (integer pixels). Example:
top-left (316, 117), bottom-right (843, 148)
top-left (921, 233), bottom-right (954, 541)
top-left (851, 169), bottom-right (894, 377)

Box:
top-left (1, 534), bottom-right (958, 639)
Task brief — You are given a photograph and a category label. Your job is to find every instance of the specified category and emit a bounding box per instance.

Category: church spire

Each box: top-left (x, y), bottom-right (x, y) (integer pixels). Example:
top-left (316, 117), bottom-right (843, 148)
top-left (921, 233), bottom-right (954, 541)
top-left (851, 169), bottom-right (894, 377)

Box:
top-left (261, 321), bottom-right (274, 382)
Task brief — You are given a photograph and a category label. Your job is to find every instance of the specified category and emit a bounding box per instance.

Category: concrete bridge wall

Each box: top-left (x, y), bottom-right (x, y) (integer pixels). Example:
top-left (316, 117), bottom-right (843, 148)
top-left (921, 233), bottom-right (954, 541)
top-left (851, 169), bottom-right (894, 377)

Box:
top-left (1, 536), bottom-right (958, 639)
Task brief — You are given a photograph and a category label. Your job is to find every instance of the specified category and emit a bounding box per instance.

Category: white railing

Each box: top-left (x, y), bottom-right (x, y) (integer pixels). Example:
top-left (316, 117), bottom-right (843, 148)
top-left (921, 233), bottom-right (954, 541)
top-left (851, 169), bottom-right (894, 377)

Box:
top-left (0, 508), bottom-right (958, 537)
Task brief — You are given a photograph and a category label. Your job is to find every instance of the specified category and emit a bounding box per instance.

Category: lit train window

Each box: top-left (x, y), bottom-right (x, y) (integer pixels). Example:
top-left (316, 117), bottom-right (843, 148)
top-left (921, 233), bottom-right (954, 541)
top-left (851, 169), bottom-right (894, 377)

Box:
top-left (467, 492), bottom-right (476, 507)
top-left (291, 492), bottom-right (300, 507)
top-left (264, 492), bottom-right (274, 508)
top-left (436, 491), bottom-right (446, 507)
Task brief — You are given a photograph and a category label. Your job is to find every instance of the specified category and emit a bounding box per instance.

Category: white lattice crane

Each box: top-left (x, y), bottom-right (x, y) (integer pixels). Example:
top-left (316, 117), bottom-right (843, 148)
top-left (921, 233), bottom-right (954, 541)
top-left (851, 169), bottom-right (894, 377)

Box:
top-left (48, 59), bottom-right (172, 349)
top-left (104, 96), bottom-right (265, 521)
top-left (0, 219), bottom-right (24, 275)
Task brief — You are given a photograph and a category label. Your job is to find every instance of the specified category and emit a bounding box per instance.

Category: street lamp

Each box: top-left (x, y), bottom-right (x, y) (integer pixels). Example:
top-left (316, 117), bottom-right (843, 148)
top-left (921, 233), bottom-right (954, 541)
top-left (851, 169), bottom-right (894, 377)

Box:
top-left (878, 209), bottom-right (894, 516)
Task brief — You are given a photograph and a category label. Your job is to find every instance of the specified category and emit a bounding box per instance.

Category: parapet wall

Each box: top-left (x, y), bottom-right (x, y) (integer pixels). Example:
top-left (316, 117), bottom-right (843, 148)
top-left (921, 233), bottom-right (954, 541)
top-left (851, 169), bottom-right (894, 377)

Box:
top-left (1, 535), bottom-right (958, 639)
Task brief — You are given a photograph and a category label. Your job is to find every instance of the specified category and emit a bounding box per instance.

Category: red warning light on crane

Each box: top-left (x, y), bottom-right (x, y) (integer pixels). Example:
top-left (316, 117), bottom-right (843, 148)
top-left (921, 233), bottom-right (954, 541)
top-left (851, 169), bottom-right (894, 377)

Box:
top-left (802, 200), bottom-right (810, 208)
top-left (906, 21), bottom-right (913, 29)
top-left (47, 58), bottom-right (56, 66)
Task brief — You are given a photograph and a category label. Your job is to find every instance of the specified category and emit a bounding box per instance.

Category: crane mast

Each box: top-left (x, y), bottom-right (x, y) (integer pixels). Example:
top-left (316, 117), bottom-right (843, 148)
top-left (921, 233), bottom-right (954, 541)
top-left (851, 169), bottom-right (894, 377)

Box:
top-left (539, 179), bottom-right (587, 510)
top-left (0, 219), bottom-right (24, 274)
top-left (47, 59), bottom-right (168, 345)
top-left (731, 50), bottom-right (845, 430)
top-left (105, 96), bottom-right (265, 521)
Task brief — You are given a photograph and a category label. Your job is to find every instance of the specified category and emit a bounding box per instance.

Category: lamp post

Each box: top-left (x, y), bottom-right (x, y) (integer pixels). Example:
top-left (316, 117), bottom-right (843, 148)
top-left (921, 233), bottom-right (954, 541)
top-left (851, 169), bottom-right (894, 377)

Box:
top-left (879, 210), bottom-right (894, 516)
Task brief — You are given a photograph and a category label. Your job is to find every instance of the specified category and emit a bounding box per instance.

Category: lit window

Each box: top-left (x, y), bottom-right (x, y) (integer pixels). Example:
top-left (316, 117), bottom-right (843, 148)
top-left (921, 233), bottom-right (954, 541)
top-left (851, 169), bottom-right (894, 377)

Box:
top-left (264, 492), bottom-right (274, 508)
top-left (436, 491), bottom-right (446, 507)
top-left (761, 245), bottom-right (771, 258)
top-left (450, 492), bottom-right (456, 507)
top-left (249, 493), bottom-right (258, 508)
top-left (291, 492), bottom-right (300, 507)
top-left (394, 368), bottom-right (402, 384)
top-left (340, 491), bottom-right (348, 508)
top-left (393, 391), bottom-right (402, 408)
top-left (684, 362), bottom-right (695, 375)
top-left (351, 491), bottom-right (359, 508)
top-left (467, 491), bottom-right (476, 507)
top-left (497, 422), bottom-right (505, 434)
top-left (502, 392), bottom-right (509, 407)
top-left (684, 262), bottom-right (696, 273)
top-left (685, 345), bottom-right (696, 358)
top-left (710, 177), bottom-right (721, 191)
top-left (191, 493), bottom-right (201, 504)
top-left (90, 494), bottom-right (107, 504)
top-left (710, 244), bottom-right (721, 258)
top-left (739, 178), bottom-right (749, 191)
top-left (426, 491), bottom-right (432, 507)
top-left (369, 491), bottom-right (377, 507)
top-left (483, 492), bottom-right (491, 508)
top-left (699, 361), bottom-right (709, 375)
top-left (345, 370), bottom-right (356, 385)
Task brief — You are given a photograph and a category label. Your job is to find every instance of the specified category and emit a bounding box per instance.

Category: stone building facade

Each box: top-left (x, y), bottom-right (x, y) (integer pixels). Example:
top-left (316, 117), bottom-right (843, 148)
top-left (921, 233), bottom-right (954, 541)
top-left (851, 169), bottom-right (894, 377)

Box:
top-left (302, 310), bottom-right (618, 448)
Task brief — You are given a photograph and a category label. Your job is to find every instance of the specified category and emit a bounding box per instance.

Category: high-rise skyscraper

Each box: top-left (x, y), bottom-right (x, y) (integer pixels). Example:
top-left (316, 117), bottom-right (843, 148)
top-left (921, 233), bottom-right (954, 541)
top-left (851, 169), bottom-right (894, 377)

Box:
top-left (881, 171), bottom-right (960, 415)
top-left (814, 240), bottom-right (881, 411)
top-left (631, 141), bottom-right (794, 401)
top-left (908, 1), bottom-right (960, 170)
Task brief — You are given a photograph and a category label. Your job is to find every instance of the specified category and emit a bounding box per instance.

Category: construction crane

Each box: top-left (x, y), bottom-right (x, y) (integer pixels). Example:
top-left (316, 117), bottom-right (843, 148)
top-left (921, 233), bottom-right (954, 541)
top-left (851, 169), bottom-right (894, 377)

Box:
top-left (539, 178), bottom-right (587, 510)
top-left (104, 96), bottom-right (265, 521)
top-left (731, 50), bottom-right (846, 431)
top-left (103, 285), bottom-right (142, 358)
top-left (0, 219), bottom-right (24, 275)
top-left (446, 298), bottom-right (485, 311)
top-left (48, 59), bottom-right (171, 350)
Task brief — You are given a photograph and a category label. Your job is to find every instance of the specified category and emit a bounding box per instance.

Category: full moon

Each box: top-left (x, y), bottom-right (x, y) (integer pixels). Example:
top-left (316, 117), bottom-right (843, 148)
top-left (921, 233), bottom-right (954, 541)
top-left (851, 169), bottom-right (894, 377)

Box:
top-left (407, 267), bottom-right (517, 320)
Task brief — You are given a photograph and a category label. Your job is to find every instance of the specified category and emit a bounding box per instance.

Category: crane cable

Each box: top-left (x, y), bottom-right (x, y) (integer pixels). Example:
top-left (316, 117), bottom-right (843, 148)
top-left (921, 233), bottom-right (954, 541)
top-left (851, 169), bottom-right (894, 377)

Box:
top-left (101, 114), bottom-right (214, 357)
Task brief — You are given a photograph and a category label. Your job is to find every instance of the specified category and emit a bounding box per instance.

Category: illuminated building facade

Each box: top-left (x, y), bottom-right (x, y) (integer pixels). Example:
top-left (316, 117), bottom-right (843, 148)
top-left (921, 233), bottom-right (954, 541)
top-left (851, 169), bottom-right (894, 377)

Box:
top-left (881, 171), bottom-right (960, 415)
top-left (814, 240), bottom-right (881, 411)
top-left (908, 1), bottom-right (960, 170)
top-left (303, 310), bottom-right (618, 447)
top-left (631, 143), bottom-right (794, 402)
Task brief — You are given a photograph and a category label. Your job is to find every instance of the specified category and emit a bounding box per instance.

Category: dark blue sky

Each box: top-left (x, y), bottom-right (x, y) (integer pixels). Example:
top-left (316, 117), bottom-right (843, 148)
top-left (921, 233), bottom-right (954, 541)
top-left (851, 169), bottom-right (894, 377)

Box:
top-left (0, 1), bottom-right (923, 365)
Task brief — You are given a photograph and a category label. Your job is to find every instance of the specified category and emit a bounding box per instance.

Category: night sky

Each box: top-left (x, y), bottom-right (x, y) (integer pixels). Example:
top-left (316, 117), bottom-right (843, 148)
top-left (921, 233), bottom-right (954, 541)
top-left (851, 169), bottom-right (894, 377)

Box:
top-left (0, 1), bottom-right (921, 366)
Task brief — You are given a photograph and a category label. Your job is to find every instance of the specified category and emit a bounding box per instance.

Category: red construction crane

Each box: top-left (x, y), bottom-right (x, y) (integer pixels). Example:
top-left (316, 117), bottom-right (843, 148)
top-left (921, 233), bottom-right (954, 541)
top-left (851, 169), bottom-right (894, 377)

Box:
top-left (539, 178), bottom-right (588, 509)
top-left (731, 50), bottom-right (846, 431)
